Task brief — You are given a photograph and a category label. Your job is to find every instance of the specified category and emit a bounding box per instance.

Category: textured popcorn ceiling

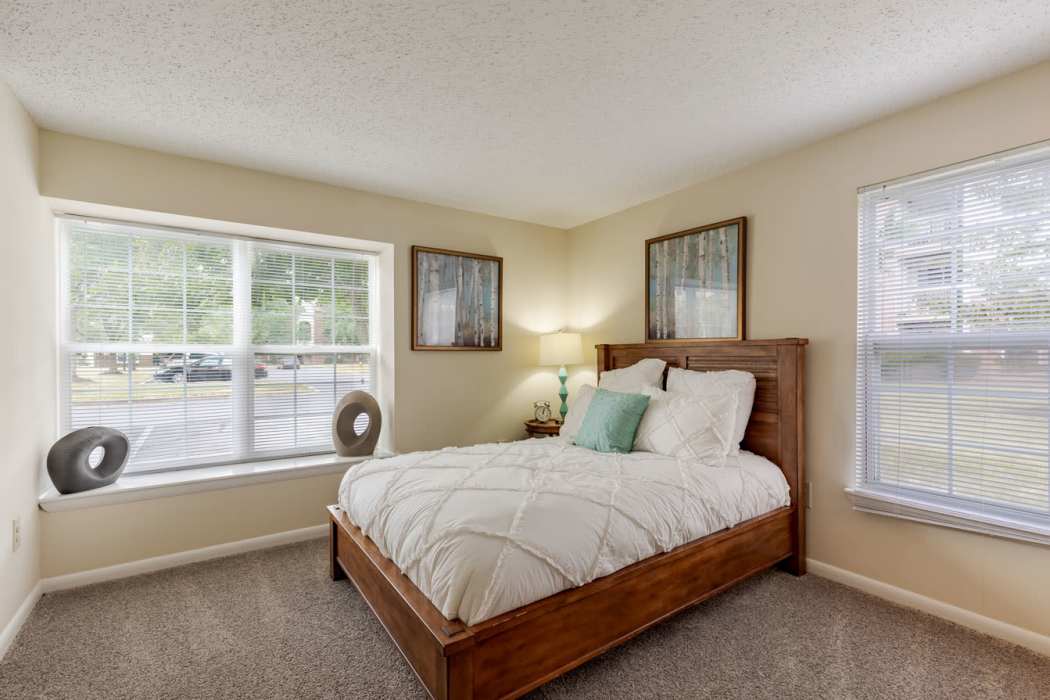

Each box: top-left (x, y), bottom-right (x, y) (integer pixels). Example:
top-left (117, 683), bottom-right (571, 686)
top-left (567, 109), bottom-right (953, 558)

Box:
top-left (2, 2), bottom-right (1049, 228)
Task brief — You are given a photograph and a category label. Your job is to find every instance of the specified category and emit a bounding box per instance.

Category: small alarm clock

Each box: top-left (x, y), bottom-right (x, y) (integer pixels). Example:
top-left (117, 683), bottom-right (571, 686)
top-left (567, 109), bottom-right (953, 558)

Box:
top-left (533, 400), bottom-right (552, 422)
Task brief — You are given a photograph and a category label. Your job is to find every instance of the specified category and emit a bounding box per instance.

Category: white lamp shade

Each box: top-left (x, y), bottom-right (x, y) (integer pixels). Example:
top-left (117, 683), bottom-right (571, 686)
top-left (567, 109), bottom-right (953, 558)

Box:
top-left (539, 332), bottom-right (583, 366)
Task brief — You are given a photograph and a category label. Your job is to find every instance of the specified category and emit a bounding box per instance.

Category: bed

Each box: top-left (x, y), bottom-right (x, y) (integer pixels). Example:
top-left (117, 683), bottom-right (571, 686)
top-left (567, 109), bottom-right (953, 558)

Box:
top-left (327, 338), bottom-right (806, 699)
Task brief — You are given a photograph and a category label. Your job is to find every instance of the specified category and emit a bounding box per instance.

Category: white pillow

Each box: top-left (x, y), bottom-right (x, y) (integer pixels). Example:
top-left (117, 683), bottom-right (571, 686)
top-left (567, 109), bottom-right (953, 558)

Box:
top-left (633, 388), bottom-right (738, 463)
top-left (666, 368), bottom-right (756, 454)
top-left (598, 358), bottom-right (666, 393)
top-left (560, 384), bottom-right (597, 441)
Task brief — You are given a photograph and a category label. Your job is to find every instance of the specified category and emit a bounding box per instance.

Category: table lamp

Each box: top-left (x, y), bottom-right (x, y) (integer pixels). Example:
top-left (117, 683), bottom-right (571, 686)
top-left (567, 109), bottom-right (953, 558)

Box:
top-left (539, 331), bottom-right (583, 422)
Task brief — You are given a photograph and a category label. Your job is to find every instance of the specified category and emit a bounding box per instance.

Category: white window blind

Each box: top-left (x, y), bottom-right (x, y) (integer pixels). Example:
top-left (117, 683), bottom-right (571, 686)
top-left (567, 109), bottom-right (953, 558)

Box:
top-left (59, 217), bottom-right (378, 474)
top-left (853, 142), bottom-right (1050, 541)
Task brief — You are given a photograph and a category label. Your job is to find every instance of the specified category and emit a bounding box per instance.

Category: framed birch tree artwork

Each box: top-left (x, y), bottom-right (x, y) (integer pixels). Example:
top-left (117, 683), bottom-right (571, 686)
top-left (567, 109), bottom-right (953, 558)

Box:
top-left (412, 246), bottom-right (503, 350)
top-left (646, 217), bottom-right (746, 342)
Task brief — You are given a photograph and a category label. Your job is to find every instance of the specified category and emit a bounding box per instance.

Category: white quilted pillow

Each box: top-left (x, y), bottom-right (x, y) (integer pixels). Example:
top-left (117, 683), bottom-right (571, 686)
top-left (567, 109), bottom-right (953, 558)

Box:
top-left (666, 368), bottom-right (755, 455)
top-left (598, 358), bottom-right (666, 393)
top-left (560, 384), bottom-right (597, 441)
top-left (633, 388), bottom-right (738, 463)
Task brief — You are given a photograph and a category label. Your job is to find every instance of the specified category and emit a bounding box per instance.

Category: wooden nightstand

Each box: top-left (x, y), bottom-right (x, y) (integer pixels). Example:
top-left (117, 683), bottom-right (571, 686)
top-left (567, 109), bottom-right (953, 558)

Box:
top-left (524, 420), bottom-right (561, 438)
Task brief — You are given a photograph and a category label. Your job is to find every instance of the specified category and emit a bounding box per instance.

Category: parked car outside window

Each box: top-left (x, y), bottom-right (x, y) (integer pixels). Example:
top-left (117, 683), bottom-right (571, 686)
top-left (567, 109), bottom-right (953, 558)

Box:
top-left (152, 355), bottom-right (268, 382)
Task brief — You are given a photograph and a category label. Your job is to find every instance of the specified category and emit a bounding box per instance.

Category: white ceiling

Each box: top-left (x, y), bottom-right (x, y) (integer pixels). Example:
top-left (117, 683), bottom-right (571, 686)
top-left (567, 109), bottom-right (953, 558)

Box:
top-left (2, 2), bottom-right (1049, 228)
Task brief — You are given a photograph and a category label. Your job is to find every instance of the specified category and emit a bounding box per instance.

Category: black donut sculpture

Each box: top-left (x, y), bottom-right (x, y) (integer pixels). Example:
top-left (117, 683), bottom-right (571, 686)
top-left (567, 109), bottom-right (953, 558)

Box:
top-left (47, 427), bottom-right (130, 494)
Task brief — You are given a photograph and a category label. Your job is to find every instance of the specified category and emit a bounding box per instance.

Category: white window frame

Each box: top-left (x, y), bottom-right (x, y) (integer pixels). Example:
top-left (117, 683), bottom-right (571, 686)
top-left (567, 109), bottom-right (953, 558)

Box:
top-left (53, 212), bottom-right (392, 481)
top-left (848, 141), bottom-right (1050, 546)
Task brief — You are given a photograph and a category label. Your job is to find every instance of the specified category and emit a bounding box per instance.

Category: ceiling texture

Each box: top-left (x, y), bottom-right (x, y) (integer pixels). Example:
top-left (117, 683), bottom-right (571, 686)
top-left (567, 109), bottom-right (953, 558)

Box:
top-left (2, 1), bottom-right (1049, 228)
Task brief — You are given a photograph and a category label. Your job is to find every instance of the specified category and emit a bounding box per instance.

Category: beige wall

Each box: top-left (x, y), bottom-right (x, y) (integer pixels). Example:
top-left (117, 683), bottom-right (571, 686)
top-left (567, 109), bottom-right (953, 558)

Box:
top-left (0, 84), bottom-right (53, 630)
top-left (566, 60), bottom-right (1050, 636)
top-left (37, 131), bottom-right (568, 576)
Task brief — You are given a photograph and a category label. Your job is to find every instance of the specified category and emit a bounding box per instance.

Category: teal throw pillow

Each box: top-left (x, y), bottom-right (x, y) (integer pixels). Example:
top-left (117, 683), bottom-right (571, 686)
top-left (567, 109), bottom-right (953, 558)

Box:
top-left (573, 388), bottom-right (650, 454)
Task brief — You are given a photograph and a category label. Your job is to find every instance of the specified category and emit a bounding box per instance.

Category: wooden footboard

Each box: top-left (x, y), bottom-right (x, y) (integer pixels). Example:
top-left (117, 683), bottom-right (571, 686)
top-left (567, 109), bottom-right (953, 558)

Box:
top-left (328, 507), bottom-right (474, 699)
top-left (330, 503), bottom-right (795, 700)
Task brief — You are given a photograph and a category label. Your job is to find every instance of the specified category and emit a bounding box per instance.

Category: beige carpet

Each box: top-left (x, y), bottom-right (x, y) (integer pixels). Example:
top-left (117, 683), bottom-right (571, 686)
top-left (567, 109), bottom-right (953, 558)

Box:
top-left (2, 539), bottom-right (1048, 699)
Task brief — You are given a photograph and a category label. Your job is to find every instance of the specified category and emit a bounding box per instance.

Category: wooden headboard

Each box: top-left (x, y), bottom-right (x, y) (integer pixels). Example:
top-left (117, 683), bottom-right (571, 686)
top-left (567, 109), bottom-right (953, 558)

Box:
top-left (596, 338), bottom-right (807, 557)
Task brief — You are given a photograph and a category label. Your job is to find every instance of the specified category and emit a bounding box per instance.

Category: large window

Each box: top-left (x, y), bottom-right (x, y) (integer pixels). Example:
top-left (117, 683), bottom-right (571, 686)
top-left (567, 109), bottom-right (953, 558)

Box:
top-left (852, 142), bottom-right (1050, 541)
top-left (59, 217), bottom-right (378, 474)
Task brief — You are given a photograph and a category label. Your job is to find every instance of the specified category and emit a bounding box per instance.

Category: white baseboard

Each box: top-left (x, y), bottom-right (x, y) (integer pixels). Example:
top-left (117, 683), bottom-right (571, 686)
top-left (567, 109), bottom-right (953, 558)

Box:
top-left (0, 582), bottom-right (42, 661)
top-left (41, 524), bottom-right (328, 593)
top-left (808, 558), bottom-right (1050, 657)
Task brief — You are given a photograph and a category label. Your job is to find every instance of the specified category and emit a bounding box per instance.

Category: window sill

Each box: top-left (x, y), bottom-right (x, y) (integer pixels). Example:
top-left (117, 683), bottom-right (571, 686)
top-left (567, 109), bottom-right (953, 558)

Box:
top-left (846, 486), bottom-right (1050, 547)
top-left (38, 451), bottom-right (393, 513)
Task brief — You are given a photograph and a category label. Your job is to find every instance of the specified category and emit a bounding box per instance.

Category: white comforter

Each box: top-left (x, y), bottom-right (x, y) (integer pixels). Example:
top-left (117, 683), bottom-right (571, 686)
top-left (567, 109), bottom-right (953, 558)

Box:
top-left (337, 438), bottom-right (789, 625)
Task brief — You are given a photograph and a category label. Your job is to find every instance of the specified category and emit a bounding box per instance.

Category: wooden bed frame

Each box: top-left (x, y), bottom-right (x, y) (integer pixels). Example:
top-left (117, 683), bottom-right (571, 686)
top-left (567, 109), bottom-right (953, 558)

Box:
top-left (328, 338), bottom-right (807, 699)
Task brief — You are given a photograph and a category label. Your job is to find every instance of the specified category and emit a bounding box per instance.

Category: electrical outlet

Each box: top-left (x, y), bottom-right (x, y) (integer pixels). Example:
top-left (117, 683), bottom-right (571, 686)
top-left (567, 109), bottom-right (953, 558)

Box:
top-left (805, 481), bottom-right (813, 509)
top-left (11, 517), bottom-right (21, 553)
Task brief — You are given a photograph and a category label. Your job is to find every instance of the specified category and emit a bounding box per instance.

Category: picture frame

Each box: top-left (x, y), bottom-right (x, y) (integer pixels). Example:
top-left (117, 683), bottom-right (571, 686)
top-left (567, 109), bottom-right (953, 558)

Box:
top-left (412, 245), bottom-right (503, 351)
top-left (645, 217), bottom-right (746, 342)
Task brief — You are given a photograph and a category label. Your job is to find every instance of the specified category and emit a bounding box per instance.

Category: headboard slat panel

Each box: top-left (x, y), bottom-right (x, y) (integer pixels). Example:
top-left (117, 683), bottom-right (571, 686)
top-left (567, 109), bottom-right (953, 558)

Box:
top-left (596, 338), bottom-right (807, 565)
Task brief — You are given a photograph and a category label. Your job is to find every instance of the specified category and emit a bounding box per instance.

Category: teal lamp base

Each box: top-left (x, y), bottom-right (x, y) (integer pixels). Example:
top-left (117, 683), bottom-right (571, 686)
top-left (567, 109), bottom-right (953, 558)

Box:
top-left (558, 365), bottom-right (569, 422)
